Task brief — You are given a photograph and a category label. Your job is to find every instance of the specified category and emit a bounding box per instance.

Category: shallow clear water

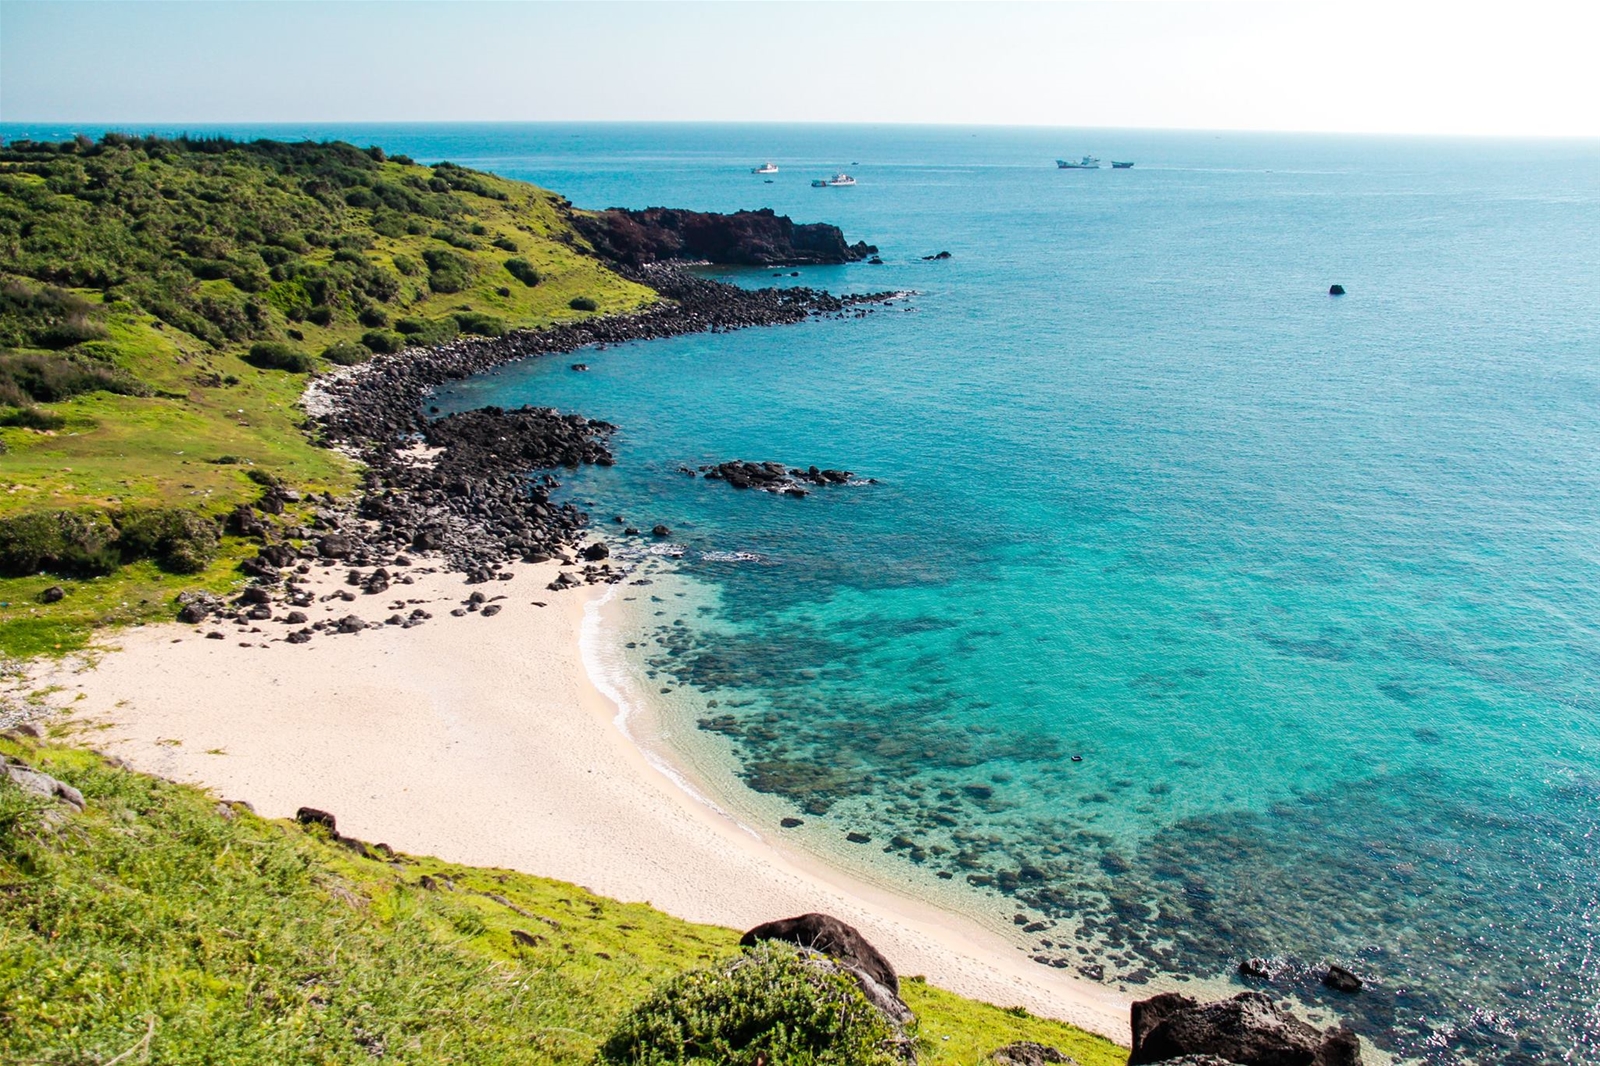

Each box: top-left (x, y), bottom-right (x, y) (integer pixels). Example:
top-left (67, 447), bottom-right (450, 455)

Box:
top-left (20, 121), bottom-right (1600, 1062)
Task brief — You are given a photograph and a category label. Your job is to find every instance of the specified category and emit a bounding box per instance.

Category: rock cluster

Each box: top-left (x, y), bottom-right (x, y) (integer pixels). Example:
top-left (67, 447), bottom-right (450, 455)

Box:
top-left (695, 460), bottom-right (865, 496)
top-left (572, 207), bottom-right (878, 267)
top-left (173, 265), bottom-right (896, 634)
top-left (1129, 991), bottom-right (1363, 1066)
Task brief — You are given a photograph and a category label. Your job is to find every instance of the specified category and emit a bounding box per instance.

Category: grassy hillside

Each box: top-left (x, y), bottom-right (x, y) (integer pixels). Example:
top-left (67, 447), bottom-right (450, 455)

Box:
top-left (0, 732), bottom-right (1126, 1065)
top-left (0, 134), bottom-right (655, 657)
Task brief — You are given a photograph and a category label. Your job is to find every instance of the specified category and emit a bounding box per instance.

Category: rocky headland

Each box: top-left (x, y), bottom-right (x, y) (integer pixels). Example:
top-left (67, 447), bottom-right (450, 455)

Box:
top-left (571, 206), bottom-right (879, 267)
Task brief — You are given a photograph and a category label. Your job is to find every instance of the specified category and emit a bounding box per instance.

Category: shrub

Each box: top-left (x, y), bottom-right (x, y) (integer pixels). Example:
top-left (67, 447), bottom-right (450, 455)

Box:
top-left (0, 510), bottom-right (120, 577)
top-left (451, 312), bottom-right (506, 337)
top-left (0, 406), bottom-right (66, 431)
top-left (423, 248), bottom-right (472, 294)
top-left (322, 341), bottom-right (370, 366)
top-left (360, 330), bottom-right (406, 354)
top-left (243, 342), bottom-right (313, 373)
top-left (569, 296), bottom-right (598, 312)
top-left (395, 317), bottom-right (459, 347)
top-left (307, 305), bottom-right (334, 326)
top-left (496, 286), bottom-right (511, 298)
top-left (491, 236), bottom-right (518, 252)
top-left (597, 944), bottom-right (902, 1066)
top-left (504, 257), bottom-right (540, 287)
top-left (357, 307), bottom-right (388, 328)
top-left (392, 254), bottom-right (420, 276)
top-left (0, 352), bottom-right (145, 403)
top-left (115, 508), bottom-right (219, 574)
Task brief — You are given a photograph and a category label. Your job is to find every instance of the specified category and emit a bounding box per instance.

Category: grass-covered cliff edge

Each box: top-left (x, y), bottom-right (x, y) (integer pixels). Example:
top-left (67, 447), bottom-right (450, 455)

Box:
top-left (0, 731), bottom-right (1125, 1065)
top-left (0, 133), bottom-right (655, 657)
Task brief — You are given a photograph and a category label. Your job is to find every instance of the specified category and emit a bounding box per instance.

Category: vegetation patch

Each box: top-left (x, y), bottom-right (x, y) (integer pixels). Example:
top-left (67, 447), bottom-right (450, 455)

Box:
top-left (0, 736), bottom-right (1127, 1066)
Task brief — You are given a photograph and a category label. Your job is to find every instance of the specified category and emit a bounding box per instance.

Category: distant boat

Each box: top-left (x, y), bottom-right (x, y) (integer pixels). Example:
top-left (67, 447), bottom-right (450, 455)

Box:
top-left (813, 173), bottom-right (856, 187)
top-left (751, 162), bottom-right (779, 174)
top-left (1111, 161), bottom-right (1134, 169)
top-left (1057, 156), bottom-right (1101, 169)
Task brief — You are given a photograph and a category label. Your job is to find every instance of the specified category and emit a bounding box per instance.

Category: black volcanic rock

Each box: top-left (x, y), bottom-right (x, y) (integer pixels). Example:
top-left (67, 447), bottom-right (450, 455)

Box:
top-left (573, 207), bottom-right (877, 267)
top-left (1129, 991), bottom-right (1362, 1066)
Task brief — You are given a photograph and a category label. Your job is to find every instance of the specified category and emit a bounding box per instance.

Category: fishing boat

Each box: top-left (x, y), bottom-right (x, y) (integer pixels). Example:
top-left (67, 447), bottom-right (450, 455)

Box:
top-left (751, 162), bottom-right (779, 174)
top-left (813, 173), bottom-right (856, 187)
top-left (1056, 156), bottom-right (1101, 169)
top-left (1111, 161), bottom-right (1135, 169)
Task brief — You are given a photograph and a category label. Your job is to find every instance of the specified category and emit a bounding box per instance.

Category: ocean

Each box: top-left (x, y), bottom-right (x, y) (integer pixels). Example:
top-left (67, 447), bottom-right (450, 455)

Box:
top-left (14, 121), bottom-right (1600, 1063)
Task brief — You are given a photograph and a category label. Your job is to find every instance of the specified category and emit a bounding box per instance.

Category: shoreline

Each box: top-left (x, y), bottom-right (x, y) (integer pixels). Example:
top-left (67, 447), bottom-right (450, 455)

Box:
top-left (27, 553), bottom-right (1132, 1046)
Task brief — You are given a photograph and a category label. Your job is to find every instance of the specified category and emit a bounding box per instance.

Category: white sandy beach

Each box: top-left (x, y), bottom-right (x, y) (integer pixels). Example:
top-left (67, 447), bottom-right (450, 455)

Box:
top-left (27, 554), bottom-right (1131, 1045)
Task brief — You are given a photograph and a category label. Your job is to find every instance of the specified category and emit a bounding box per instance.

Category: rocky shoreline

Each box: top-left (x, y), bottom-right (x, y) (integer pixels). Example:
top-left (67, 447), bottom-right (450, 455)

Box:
top-left (178, 264), bottom-right (899, 634)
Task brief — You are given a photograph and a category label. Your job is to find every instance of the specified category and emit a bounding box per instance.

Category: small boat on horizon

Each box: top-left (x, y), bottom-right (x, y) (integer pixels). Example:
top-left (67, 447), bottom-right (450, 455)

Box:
top-left (1057, 156), bottom-right (1101, 169)
top-left (751, 162), bottom-right (779, 174)
top-left (812, 173), bottom-right (857, 187)
top-left (1111, 161), bottom-right (1134, 169)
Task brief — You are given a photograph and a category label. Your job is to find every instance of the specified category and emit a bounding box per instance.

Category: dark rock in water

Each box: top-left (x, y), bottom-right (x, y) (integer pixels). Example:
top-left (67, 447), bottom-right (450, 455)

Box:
top-left (847, 831), bottom-right (872, 844)
top-left (651, 525), bottom-right (672, 537)
top-left (296, 807), bottom-right (337, 832)
top-left (1323, 964), bottom-right (1363, 993)
top-left (39, 585), bottom-right (65, 604)
top-left (989, 1041), bottom-right (1072, 1066)
top-left (922, 251), bottom-right (953, 260)
top-left (780, 816), bottom-right (804, 828)
top-left (1238, 957), bottom-right (1275, 980)
top-left (1329, 284), bottom-right (1346, 295)
top-left (571, 363), bottom-right (589, 372)
top-left (1129, 991), bottom-right (1363, 1066)
top-left (572, 207), bottom-right (878, 267)
top-left (580, 542), bottom-right (610, 561)
top-left (741, 912), bottom-right (903, 1005)
top-left (868, 256), bottom-right (884, 264)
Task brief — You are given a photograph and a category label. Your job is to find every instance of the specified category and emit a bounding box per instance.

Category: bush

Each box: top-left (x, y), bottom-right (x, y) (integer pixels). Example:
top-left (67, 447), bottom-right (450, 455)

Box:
top-left (0, 510), bottom-right (120, 577)
top-left (360, 330), bottom-right (406, 354)
top-left (321, 341), bottom-right (370, 366)
top-left (596, 944), bottom-right (902, 1066)
top-left (307, 305), bottom-right (334, 326)
top-left (0, 352), bottom-right (145, 404)
top-left (357, 307), bottom-right (388, 328)
top-left (492, 236), bottom-right (519, 252)
top-left (243, 342), bottom-right (313, 373)
top-left (395, 317), bottom-right (459, 347)
top-left (115, 508), bottom-right (219, 574)
top-left (504, 257), bottom-right (540, 287)
top-left (569, 296), bottom-right (598, 312)
top-left (451, 312), bottom-right (506, 337)
top-left (423, 248), bottom-right (472, 294)
top-left (392, 254), bottom-right (420, 277)
top-left (0, 406), bottom-right (66, 431)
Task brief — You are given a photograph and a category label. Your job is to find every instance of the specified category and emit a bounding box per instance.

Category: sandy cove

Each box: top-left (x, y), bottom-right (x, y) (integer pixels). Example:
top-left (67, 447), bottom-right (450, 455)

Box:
top-left (27, 555), bottom-right (1131, 1045)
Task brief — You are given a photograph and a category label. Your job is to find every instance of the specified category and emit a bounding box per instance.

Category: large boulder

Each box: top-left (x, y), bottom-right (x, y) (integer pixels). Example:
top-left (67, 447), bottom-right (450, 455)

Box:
top-left (1130, 992), bottom-right (1362, 1066)
top-left (741, 913), bottom-right (909, 1024)
top-left (989, 1041), bottom-right (1074, 1065)
top-left (573, 207), bottom-right (877, 268)
top-left (2, 755), bottom-right (86, 811)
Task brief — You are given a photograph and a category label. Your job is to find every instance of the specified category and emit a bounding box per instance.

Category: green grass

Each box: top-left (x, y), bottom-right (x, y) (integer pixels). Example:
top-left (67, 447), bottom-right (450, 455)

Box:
top-left (0, 734), bottom-right (1126, 1065)
top-left (0, 136), bottom-right (657, 657)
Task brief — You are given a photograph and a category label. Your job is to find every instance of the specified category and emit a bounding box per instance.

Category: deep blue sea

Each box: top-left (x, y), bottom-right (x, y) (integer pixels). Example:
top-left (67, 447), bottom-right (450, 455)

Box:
top-left (12, 121), bottom-right (1600, 1062)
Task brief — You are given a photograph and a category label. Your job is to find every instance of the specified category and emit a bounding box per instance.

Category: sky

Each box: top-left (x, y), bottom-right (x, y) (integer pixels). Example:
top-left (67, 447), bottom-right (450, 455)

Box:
top-left (2, 1), bottom-right (1597, 137)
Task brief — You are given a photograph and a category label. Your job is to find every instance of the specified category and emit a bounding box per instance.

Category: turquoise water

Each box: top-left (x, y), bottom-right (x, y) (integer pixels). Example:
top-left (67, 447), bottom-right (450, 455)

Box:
top-left (18, 122), bottom-right (1600, 1061)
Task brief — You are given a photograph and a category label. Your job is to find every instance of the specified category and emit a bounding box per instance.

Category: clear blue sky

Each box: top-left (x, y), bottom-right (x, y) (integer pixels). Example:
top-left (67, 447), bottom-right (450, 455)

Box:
top-left (3, 1), bottom-right (1596, 136)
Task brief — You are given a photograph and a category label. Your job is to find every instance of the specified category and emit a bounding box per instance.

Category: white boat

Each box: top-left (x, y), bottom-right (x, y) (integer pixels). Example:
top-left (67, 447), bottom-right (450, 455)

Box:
top-left (751, 162), bottom-right (779, 174)
top-left (813, 173), bottom-right (856, 187)
top-left (1056, 156), bottom-right (1101, 169)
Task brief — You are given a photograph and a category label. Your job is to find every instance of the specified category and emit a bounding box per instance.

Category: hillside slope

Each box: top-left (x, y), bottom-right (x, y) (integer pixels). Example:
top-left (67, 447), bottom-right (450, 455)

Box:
top-left (0, 732), bottom-right (1126, 1065)
top-left (0, 134), bottom-right (655, 655)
